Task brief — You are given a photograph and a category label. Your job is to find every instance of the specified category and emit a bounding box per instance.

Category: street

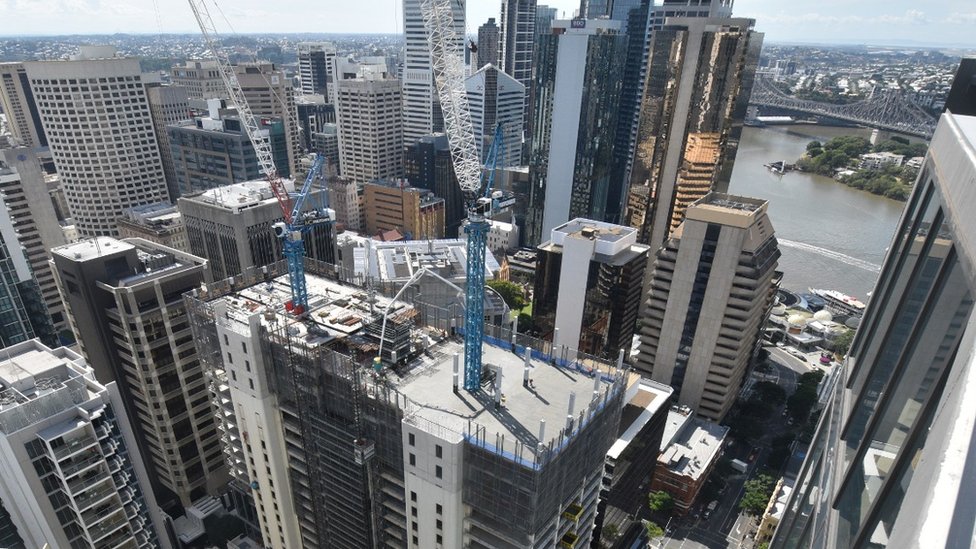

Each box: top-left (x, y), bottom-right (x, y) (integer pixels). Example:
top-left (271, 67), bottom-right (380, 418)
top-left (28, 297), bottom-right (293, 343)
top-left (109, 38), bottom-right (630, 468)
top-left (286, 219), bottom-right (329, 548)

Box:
top-left (648, 345), bottom-right (819, 549)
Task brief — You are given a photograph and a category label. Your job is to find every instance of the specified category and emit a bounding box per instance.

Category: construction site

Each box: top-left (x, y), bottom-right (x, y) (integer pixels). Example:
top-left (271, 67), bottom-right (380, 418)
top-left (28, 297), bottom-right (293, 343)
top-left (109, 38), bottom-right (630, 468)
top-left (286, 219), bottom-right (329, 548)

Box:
top-left (185, 257), bottom-right (635, 548)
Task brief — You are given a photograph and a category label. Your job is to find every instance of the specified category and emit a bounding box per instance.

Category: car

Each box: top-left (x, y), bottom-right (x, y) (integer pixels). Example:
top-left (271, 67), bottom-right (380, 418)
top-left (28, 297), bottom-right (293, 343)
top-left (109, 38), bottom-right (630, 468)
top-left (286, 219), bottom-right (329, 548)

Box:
top-left (703, 500), bottom-right (718, 520)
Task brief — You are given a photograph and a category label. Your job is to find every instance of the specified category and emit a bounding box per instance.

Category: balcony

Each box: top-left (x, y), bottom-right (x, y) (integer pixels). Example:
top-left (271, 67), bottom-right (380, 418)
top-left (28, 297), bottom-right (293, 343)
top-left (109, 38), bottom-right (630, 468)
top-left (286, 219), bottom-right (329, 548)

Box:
top-left (559, 532), bottom-right (580, 548)
top-left (74, 481), bottom-right (116, 512)
top-left (59, 451), bottom-right (104, 479)
top-left (562, 502), bottom-right (584, 522)
top-left (52, 434), bottom-right (98, 461)
top-left (87, 513), bottom-right (128, 543)
top-left (66, 468), bottom-right (111, 496)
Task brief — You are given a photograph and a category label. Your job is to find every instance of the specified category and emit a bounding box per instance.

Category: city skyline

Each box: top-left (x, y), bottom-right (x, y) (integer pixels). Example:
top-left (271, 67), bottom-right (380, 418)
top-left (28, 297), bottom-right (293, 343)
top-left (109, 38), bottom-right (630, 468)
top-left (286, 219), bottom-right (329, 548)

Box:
top-left (0, 0), bottom-right (973, 48)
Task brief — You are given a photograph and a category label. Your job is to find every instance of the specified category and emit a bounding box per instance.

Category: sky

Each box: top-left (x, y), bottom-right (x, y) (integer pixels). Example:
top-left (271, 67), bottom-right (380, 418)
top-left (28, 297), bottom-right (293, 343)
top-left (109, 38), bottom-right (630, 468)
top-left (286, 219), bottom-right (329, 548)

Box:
top-left (0, 0), bottom-right (974, 48)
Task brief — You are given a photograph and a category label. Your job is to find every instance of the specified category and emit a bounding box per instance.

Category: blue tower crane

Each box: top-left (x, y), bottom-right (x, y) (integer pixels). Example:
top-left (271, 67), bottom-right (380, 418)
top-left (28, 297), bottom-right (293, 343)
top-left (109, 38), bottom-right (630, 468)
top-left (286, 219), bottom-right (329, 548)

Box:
top-left (273, 154), bottom-right (328, 315)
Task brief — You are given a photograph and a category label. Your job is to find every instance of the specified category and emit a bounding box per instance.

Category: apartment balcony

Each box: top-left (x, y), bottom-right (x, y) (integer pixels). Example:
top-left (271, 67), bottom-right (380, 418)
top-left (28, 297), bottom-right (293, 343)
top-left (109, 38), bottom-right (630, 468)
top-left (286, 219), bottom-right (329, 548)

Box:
top-left (52, 433), bottom-right (99, 461)
top-left (59, 450), bottom-right (104, 479)
top-left (73, 481), bottom-right (117, 512)
top-left (81, 502), bottom-right (124, 529)
top-left (559, 532), bottom-right (580, 548)
top-left (87, 512), bottom-right (128, 544)
top-left (562, 502), bottom-right (584, 522)
top-left (66, 468), bottom-right (111, 496)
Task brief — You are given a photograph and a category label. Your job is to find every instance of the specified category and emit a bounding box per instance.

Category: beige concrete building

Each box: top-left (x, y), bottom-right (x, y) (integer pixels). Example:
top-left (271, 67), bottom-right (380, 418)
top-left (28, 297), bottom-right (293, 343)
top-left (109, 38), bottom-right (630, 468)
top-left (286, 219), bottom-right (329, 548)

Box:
top-left (170, 59), bottom-right (226, 100)
top-left (328, 176), bottom-right (363, 233)
top-left (146, 84), bottom-right (191, 200)
top-left (116, 202), bottom-right (189, 252)
top-left (636, 193), bottom-right (781, 421)
top-left (0, 62), bottom-right (46, 147)
top-left (335, 70), bottom-right (403, 183)
top-left (23, 46), bottom-right (169, 237)
top-left (363, 179), bottom-right (445, 240)
top-left (234, 63), bottom-right (302, 178)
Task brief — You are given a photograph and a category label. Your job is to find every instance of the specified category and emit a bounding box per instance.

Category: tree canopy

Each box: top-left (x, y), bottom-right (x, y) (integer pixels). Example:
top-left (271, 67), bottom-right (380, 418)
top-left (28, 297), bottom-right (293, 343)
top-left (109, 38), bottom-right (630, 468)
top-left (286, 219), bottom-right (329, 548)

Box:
top-left (648, 490), bottom-right (674, 513)
top-left (644, 520), bottom-right (665, 540)
top-left (740, 474), bottom-right (777, 515)
top-left (486, 280), bottom-right (526, 310)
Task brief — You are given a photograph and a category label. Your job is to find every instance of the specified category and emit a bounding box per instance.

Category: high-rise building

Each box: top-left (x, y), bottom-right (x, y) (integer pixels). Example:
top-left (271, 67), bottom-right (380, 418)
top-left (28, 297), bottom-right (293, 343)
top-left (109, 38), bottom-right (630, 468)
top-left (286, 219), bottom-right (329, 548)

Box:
top-left (0, 162), bottom-right (57, 349)
top-left (476, 18), bottom-right (500, 69)
top-left (625, 17), bottom-right (761, 250)
top-left (647, 0), bottom-right (733, 29)
top-left (532, 219), bottom-right (649, 358)
top-left (526, 19), bottom-right (628, 246)
top-left (170, 59), bottom-right (225, 100)
top-left (296, 94), bottom-right (336, 151)
top-left (535, 4), bottom-right (558, 34)
top-left (0, 62), bottom-right (46, 147)
top-left (186, 265), bottom-right (628, 549)
top-left (335, 70), bottom-right (403, 183)
top-left (635, 193), bottom-right (780, 421)
top-left (0, 147), bottom-right (68, 338)
top-left (327, 176), bottom-right (362, 233)
top-left (404, 133), bottom-right (465, 237)
top-left (311, 123), bottom-right (340, 169)
top-left (50, 237), bottom-right (228, 510)
top-left (0, 339), bottom-right (160, 548)
top-left (297, 42), bottom-right (337, 97)
top-left (168, 100), bottom-right (290, 194)
top-left (234, 63), bottom-right (302, 177)
top-left (146, 84), bottom-right (191, 201)
top-left (770, 86), bottom-right (976, 549)
top-left (24, 46), bottom-right (170, 237)
top-left (402, 0), bottom-right (465, 145)
top-left (465, 64), bottom-right (524, 167)
top-left (362, 179), bottom-right (445, 240)
top-left (117, 202), bottom-right (190, 252)
top-left (178, 179), bottom-right (336, 281)
top-left (500, 0), bottom-right (537, 137)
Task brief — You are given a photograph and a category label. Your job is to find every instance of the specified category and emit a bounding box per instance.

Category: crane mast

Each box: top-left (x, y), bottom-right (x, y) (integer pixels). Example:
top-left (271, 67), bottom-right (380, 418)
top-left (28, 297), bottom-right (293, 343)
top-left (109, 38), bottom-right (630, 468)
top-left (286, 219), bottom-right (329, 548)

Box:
top-left (188, 0), bottom-right (320, 313)
top-left (422, 0), bottom-right (509, 391)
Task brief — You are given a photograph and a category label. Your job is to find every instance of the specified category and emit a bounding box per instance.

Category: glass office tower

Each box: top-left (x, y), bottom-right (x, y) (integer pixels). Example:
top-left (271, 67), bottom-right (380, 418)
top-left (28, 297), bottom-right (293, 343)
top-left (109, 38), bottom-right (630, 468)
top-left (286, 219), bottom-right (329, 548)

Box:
top-left (772, 88), bottom-right (976, 547)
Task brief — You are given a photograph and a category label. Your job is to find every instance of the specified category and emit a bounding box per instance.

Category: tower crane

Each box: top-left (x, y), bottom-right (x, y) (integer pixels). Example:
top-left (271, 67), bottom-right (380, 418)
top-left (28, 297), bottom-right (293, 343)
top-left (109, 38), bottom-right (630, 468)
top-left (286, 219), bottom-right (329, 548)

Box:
top-left (188, 0), bottom-right (330, 315)
top-left (421, 0), bottom-right (513, 391)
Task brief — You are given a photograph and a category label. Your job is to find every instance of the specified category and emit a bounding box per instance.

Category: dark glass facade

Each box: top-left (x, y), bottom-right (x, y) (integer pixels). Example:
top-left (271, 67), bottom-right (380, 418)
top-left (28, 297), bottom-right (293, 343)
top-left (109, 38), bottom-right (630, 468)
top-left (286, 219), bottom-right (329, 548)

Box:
top-left (772, 112), bottom-right (976, 548)
top-left (404, 134), bottom-right (465, 237)
top-left (624, 18), bottom-right (761, 249)
top-left (526, 23), bottom-right (628, 245)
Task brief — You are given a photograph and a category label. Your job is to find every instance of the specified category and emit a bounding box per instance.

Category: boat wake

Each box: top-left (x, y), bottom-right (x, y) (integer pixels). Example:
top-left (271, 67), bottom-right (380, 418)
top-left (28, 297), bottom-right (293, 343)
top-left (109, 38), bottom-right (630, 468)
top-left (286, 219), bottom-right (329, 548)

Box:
top-left (778, 239), bottom-right (881, 273)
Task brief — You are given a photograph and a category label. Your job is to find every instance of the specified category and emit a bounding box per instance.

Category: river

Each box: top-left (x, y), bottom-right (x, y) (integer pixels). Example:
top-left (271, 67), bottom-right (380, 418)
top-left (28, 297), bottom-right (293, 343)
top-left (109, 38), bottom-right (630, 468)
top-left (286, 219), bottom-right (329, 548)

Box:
top-left (727, 125), bottom-right (910, 301)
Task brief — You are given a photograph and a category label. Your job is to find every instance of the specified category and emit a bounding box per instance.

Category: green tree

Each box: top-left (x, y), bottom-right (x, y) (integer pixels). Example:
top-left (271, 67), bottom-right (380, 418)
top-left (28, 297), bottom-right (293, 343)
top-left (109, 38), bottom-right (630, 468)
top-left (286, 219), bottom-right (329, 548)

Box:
top-left (833, 329), bottom-right (855, 356)
top-left (644, 520), bottom-right (665, 540)
top-left (740, 474), bottom-right (776, 515)
top-left (516, 312), bottom-right (534, 333)
top-left (487, 280), bottom-right (526, 310)
top-left (757, 542), bottom-right (771, 549)
top-left (648, 490), bottom-right (674, 513)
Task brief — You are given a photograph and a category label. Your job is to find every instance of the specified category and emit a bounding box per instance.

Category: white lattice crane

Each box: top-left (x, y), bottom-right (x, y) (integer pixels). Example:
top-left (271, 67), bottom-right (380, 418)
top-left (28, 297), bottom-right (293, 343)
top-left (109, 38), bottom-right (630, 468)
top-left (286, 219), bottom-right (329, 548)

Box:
top-left (420, 0), bottom-right (513, 390)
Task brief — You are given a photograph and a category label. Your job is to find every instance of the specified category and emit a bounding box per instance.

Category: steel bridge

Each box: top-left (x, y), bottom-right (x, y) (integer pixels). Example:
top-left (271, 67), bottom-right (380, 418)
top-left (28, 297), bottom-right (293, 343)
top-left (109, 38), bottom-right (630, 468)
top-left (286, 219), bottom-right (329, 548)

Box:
top-left (749, 76), bottom-right (937, 138)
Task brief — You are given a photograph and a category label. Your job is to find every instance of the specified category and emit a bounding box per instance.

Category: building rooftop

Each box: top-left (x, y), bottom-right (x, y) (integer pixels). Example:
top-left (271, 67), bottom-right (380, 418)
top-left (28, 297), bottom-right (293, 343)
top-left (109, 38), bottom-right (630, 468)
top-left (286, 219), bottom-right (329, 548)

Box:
top-left (395, 338), bottom-right (628, 467)
top-left (52, 236), bottom-right (134, 263)
top-left (207, 270), bottom-right (412, 352)
top-left (540, 218), bottom-right (649, 265)
top-left (119, 202), bottom-right (183, 232)
top-left (181, 179), bottom-right (297, 213)
top-left (608, 379), bottom-right (673, 460)
top-left (658, 406), bottom-right (729, 480)
top-left (0, 341), bottom-right (98, 432)
top-left (53, 237), bottom-right (204, 288)
top-left (339, 235), bottom-right (501, 283)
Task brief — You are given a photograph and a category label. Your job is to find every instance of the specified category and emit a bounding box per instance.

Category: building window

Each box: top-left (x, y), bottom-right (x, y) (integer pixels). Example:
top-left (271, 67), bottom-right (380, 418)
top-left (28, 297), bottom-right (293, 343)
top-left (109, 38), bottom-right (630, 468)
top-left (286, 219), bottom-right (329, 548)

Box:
top-left (411, 491), bottom-right (417, 502)
top-left (435, 444), bottom-right (442, 458)
top-left (412, 536), bottom-right (418, 546)
top-left (436, 519), bottom-right (442, 530)
top-left (411, 507), bottom-right (417, 517)
top-left (245, 360), bottom-right (251, 372)
top-left (226, 352), bottom-right (233, 364)
top-left (436, 534), bottom-right (443, 545)
top-left (409, 453), bottom-right (416, 466)
top-left (412, 522), bottom-right (418, 532)
top-left (435, 465), bottom-right (442, 479)
top-left (409, 432), bottom-right (415, 446)
top-left (436, 503), bottom-right (442, 515)
top-left (241, 341), bottom-right (247, 353)
top-left (249, 379), bottom-right (255, 390)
